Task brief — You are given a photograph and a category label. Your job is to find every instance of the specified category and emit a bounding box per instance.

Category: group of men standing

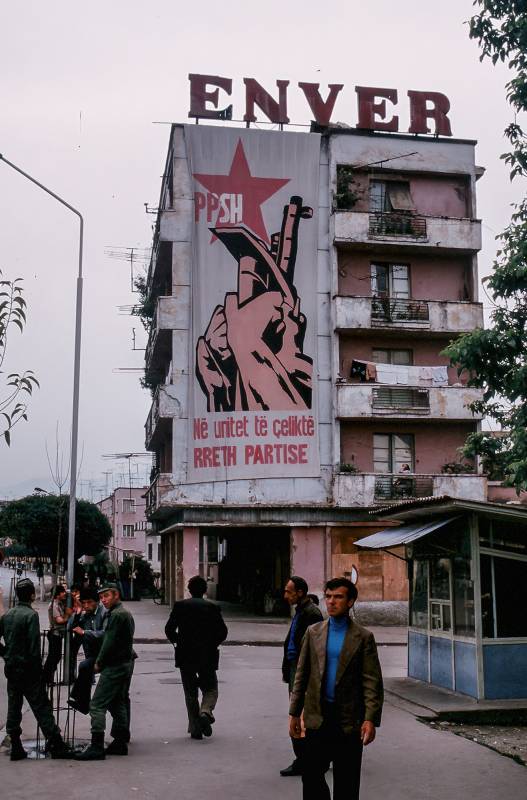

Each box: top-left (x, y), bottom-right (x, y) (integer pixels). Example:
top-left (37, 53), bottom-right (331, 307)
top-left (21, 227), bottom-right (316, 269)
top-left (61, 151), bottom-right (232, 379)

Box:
top-left (0, 570), bottom-right (383, 800)
top-left (0, 578), bottom-right (135, 761)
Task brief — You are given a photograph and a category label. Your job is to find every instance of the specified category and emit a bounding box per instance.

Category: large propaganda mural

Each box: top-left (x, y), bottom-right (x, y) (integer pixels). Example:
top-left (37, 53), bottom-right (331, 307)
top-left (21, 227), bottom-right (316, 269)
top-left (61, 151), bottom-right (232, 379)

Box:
top-left (185, 126), bottom-right (321, 482)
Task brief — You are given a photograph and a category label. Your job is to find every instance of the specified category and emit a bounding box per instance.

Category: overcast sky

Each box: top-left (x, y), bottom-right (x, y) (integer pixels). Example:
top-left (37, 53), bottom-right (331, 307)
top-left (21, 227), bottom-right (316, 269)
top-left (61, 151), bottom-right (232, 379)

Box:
top-left (0, 0), bottom-right (522, 502)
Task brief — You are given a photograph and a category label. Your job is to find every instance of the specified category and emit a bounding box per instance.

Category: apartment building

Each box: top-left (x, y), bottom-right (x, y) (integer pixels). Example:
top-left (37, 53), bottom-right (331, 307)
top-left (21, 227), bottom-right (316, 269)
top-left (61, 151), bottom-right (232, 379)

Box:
top-left (143, 121), bottom-right (485, 611)
top-left (98, 486), bottom-right (161, 571)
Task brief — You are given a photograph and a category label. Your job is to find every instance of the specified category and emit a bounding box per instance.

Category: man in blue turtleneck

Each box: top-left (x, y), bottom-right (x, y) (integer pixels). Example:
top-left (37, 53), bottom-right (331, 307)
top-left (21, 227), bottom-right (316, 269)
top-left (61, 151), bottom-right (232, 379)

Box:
top-left (289, 578), bottom-right (384, 800)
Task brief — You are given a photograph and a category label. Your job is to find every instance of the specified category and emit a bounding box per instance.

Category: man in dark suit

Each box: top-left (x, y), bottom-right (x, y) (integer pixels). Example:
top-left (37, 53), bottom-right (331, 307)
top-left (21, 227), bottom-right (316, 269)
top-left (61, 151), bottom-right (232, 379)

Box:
top-left (281, 576), bottom-right (323, 777)
top-left (289, 577), bottom-right (384, 800)
top-left (165, 575), bottom-right (228, 739)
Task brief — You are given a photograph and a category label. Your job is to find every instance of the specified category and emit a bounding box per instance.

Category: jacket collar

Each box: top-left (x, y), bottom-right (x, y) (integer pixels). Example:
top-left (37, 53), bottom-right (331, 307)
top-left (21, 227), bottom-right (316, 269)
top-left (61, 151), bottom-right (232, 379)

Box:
top-left (312, 617), bottom-right (362, 684)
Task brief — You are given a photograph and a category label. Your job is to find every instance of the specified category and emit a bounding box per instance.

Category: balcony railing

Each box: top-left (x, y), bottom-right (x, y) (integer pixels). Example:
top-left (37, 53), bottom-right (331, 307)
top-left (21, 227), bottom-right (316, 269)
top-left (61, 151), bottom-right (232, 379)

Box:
top-left (374, 474), bottom-right (434, 501)
top-left (372, 387), bottom-right (430, 412)
top-left (371, 297), bottom-right (429, 324)
top-left (369, 212), bottom-right (427, 239)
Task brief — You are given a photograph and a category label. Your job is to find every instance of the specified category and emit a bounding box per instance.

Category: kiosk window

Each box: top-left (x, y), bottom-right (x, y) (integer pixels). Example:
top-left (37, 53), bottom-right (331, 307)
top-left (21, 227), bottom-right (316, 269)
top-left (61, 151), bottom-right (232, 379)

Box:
top-left (480, 554), bottom-right (527, 638)
top-left (453, 531), bottom-right (475, 637)
top-left (410, 560), bottom-right (428, 629)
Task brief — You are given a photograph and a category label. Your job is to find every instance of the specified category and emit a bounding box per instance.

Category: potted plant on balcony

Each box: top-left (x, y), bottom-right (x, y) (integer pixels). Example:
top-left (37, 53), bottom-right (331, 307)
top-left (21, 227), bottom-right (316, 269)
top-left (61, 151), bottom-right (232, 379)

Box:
top-left (339, 462), bottom-right (359, 474)
top-left (440, 461), bottom-right (475, 475)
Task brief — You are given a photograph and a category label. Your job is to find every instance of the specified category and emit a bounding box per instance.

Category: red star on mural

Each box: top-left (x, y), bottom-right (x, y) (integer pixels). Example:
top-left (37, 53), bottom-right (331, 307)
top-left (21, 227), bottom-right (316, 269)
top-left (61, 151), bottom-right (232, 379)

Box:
top-left (193, 139), bottom-right (290, 243)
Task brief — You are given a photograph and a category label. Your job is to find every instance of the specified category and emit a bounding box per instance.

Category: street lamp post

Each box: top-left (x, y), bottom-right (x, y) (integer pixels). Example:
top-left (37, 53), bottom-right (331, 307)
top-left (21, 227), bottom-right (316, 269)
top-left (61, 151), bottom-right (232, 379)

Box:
top-left (1, 154), bottom-right (84, 588)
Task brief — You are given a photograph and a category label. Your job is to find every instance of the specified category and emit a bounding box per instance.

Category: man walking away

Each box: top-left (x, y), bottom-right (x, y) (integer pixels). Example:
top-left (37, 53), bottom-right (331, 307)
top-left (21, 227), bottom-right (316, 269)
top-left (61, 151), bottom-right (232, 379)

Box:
top-left (289, 578), bottom-right (384, 800)
top-left (280, 576), bottom-right (323, 777)
top-left (76, 582), bottom-right (135, 760)
top-left (0, 579), bottom-right (73, 760)
top-left (68, 586), bottom-right (106, 714)
top-left (42, 584), bottom-right (72, 685)
top-left (165, 575), bottom-right (228, 740)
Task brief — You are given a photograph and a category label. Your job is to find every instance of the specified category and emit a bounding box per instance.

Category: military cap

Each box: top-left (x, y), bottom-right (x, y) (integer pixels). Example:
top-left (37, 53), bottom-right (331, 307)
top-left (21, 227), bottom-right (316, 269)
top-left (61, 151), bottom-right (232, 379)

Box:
top-left (98, 581), bottom-right (120, 594)
top-left (16, 577), bottom-right (35, 591)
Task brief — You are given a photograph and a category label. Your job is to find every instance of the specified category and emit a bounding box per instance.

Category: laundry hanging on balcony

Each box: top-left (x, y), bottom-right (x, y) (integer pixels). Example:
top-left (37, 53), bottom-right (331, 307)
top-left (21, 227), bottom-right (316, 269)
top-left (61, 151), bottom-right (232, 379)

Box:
top-left (350, 360), bottom-right (377, 382)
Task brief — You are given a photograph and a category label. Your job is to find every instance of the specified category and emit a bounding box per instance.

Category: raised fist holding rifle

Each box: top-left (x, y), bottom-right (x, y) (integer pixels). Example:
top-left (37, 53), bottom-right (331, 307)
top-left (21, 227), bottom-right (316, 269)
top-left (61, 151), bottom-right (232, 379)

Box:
top-left (196, 196), bottom-right (314, 412)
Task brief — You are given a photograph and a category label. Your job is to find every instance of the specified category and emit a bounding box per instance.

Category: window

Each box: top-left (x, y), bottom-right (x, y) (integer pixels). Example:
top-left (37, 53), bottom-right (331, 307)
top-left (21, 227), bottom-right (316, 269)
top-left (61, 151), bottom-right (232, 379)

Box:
top-left (372, 348), bottom-right (413, 366)
top-left (410, 560), bottom-right (428, 629)
top-left (122, 499), bottom-right (136, 513)
top-left (430, 557), bottom-right (452, 632)
top-left (148, 543), bottom-right (153, 561)
top-left (122, 524), bottom-right (135, 538)
top-left (371, 263), bottom-right (410, 299)
top-left (481, 554), bottom-right (527, 638)
top-left (369, 180), bottom-right (414, 213)
top-left (373, 433), bottom-right (414, 473)
top-left (452, 531), bottom-right (475, 637)
top-left (157, 543), bottom-right (161, 562)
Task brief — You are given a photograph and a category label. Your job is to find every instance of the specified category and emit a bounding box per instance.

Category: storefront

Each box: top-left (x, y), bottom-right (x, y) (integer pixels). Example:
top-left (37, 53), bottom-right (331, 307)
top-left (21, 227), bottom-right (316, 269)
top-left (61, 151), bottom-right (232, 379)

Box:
top-left (358, 499), bottom-right (527, 699)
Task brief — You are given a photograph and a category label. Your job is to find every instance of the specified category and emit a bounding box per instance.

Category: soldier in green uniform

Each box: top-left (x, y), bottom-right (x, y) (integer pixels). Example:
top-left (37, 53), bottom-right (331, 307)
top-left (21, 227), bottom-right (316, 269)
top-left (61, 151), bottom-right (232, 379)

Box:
top-left (76, 582), bottom-right (135, 760)
top-left (0, 578), bottom-right (73, 760)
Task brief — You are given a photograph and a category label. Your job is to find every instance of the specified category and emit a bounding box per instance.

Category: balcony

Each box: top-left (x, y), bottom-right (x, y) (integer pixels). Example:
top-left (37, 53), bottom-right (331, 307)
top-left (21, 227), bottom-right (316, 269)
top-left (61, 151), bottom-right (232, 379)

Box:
top-left (336, 383), bottom-right (483, 421)
top-left (334, 211), bottom-right (482, 252)
top-left (334, 472), bottom-right (487, 506)
top-left (145, 473), bottom-right (172, 517)
top-left (335, 296), bottom-right (483, 335)
top-left (145, 385), bottom-right (180, 449)
top-left (145, 296), bottom-right (178, 371)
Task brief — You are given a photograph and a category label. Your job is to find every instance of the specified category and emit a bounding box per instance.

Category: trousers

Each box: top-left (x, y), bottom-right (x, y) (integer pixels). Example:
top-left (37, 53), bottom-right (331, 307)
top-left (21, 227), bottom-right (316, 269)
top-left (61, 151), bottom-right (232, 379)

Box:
top-left (179, 664), bottom-right (218, 734)
top-left (42, 631), bottom-right (63, 684)
top-left (302, 705), bottom-right (363, 800)
top-left (70, 657), bottom-right (96, 709)
top-left (5, 667), bottom-right (59, 741)
top-left (90, 662), bottom-right (132, 741)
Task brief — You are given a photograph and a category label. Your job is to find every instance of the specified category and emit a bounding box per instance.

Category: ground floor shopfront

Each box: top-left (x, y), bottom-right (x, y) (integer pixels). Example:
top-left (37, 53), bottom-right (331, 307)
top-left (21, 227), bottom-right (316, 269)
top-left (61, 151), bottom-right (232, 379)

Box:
top-left (155, 507), bottom-right (408, 614)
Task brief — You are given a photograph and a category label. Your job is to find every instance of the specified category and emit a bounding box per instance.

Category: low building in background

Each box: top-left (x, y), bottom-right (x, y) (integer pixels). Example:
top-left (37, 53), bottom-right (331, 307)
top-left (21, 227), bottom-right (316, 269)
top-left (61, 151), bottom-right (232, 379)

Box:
top-left (98, 486), bottom-right (160, 570)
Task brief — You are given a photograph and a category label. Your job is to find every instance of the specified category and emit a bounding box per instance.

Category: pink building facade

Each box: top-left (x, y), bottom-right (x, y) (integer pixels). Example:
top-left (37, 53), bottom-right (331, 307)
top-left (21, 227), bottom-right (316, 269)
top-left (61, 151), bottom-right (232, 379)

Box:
top-left (98, 487), bottom-right (160, 570)
top-left (143, 123), bottom-right (486, 613)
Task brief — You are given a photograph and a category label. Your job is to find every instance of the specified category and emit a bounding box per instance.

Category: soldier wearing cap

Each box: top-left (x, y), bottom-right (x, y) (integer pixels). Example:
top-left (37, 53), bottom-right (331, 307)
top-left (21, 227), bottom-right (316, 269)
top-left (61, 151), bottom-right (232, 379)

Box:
top-left (0, 578), bottom-right (72, 760)
top-left (76, 582), bottom-right (135, 760)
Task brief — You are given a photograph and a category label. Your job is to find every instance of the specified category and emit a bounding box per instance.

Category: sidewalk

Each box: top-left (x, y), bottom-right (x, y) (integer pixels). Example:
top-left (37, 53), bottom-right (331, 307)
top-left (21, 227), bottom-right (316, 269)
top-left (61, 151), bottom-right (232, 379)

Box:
top-left (31, 598), bottom-right (409, 646)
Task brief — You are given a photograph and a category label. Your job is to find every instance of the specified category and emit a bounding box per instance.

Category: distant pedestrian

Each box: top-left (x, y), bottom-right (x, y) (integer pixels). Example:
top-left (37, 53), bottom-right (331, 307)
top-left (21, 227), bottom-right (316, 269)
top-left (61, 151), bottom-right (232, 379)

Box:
top-left (75, 582), bottom-right (135, 760)
top-left (165, 575), bottom-right (228, 739)
top-left (42, 584), bottom-right (72, 685)
top-left (289, 578), bottom-right (384, 800)
top-left (0, 578), bottom-right (73, 760)
top-left (36, 560), bottom-right (45, 602)
top-left (280, 576), bottom-right (323, 777)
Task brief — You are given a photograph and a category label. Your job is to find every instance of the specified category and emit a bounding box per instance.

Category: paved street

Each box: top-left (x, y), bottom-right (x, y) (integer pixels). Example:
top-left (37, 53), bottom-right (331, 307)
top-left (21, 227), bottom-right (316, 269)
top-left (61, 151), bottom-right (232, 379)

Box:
top-left (0, 641), bottom-right (525, 799)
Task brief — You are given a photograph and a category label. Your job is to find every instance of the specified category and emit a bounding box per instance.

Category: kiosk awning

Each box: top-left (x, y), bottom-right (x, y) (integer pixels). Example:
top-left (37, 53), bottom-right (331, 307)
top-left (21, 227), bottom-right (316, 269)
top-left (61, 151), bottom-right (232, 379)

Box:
top-left (357, 517), bottom-right (458, 549)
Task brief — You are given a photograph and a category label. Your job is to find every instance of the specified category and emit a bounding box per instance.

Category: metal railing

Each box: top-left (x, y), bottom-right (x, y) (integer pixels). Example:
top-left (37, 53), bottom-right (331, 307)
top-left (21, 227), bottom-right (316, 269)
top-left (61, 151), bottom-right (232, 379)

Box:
top-left (374, 474), bottom-right (434, 501)
top-left (372, 387), bottom-right (430, 412)
top-left (369, 212), bottom-right (427, 239)
top-left (371, 297), bottom-right (429, 323)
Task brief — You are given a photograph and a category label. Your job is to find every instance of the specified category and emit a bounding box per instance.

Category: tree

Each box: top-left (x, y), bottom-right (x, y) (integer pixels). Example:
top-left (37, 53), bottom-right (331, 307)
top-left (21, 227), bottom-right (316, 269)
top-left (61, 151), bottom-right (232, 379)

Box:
top-left (444, 2), bottom-right (527, 491)
top-left (0, 270), bottom-right (39, 445)
top-left (0, 494), bottom-right (112, 565)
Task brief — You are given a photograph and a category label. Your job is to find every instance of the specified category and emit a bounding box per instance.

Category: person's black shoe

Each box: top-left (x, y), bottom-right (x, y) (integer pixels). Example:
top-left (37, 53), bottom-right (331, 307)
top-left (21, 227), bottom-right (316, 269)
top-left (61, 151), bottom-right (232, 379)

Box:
top-left (105, 739), bottom-right (128, 756)
top-left (67, 698), bottom-right (90, 715)
top-left (199, 712), bottom-right (213, 737)
top-left (10, 737), bottom-right (28, 761)
top-left (75, 733), bottom-right (105, 761)
top-left (280, 762), bottom-right (303, 777)
top-left (47, 735), bottom-right (75, 760)
top-left (190, 731), bottom-right (203, 740)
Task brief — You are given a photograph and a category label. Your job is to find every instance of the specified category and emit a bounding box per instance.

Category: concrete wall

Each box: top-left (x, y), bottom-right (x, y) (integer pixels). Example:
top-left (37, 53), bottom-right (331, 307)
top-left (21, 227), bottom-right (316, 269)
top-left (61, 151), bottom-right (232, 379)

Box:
top-left (349, 172), bottom-right (470, 218)
top-left (339, 335), bottom-right (469, 385)
top-left (337, 250), bottom-right (473, 302)
top-left (336, 384), bottom-right (483, 422)
top-left (290, 527), bottom-right (327, 599)
top-left (340, 420), bottom-right (476, 473)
